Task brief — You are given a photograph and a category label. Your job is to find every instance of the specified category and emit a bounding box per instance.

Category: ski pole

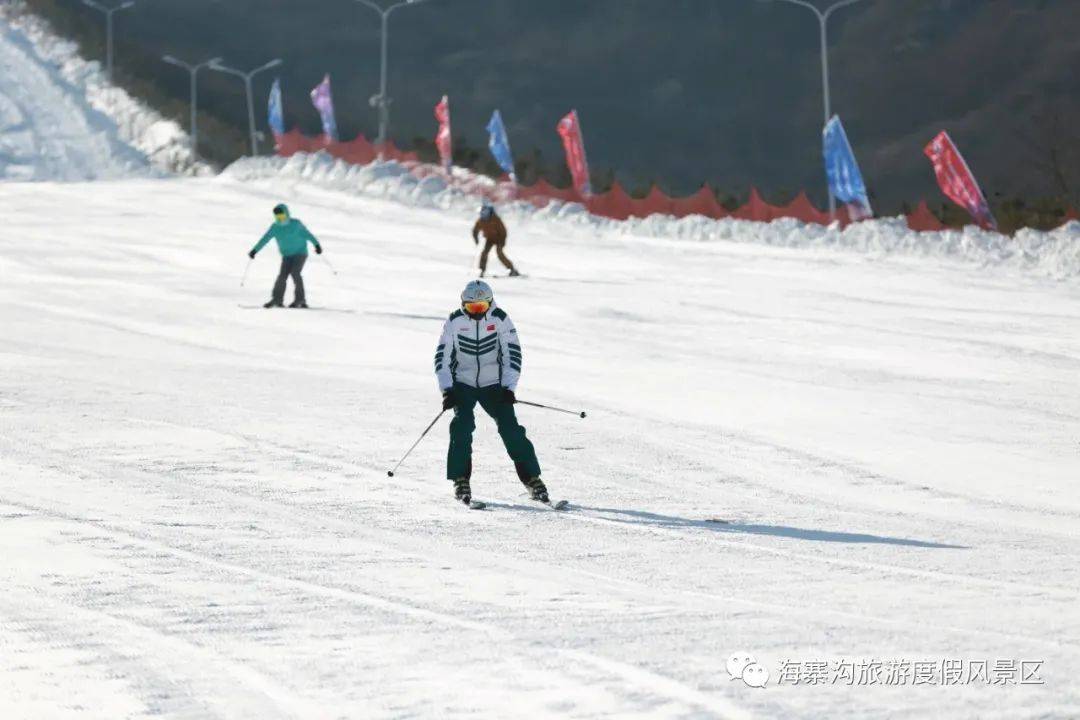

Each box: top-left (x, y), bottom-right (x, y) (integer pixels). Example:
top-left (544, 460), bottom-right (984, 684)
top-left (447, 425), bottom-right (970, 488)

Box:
top-left (517, 400), bottom-right (587, 419)
top-left (387, 410), bottom-right (446, 477)
top-left (240, 258), bottom-right (253, 287)
top-left (319, 254), bottom-right (339, 276)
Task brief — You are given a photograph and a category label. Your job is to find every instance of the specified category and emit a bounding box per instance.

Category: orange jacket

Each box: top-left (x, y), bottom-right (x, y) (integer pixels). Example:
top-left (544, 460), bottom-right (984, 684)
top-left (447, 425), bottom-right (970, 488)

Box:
top-left (472, 214), bottom-right (507, 245)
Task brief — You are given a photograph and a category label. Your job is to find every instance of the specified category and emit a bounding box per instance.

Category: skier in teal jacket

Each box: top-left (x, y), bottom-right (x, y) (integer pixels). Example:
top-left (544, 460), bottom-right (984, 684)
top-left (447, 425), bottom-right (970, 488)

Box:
top-left (249, 203), bottom-right (323, 308)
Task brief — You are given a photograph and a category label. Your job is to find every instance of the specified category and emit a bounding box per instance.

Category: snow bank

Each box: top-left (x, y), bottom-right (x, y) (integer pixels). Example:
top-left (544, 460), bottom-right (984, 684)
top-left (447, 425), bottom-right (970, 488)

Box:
top-left (224, 152), bottom-right (1080, 280)
top-left (0, 1), bottom-right (210, 177)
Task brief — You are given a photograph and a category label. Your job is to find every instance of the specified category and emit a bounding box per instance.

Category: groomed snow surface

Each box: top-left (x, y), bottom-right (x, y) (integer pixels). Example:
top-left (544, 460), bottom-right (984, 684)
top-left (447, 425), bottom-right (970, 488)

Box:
top-left (1, 172), bottom-right (1079, 719)
top-left (3, 5), bottom-right (1080, 718)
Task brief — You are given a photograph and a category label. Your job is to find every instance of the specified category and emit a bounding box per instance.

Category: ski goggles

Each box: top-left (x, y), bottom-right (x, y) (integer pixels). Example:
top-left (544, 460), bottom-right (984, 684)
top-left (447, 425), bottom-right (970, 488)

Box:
top-left (462, 300), bottom-right (491, 315)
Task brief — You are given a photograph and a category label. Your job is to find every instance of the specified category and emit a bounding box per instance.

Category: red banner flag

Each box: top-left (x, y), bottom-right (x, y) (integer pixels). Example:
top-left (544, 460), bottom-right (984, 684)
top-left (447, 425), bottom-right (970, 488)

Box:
top-left (557, 110), bottom-right (592, 197)
top-left (434, 95), bottom-right (452, 171)
top-left (924, 131), bottom-right (997, 231)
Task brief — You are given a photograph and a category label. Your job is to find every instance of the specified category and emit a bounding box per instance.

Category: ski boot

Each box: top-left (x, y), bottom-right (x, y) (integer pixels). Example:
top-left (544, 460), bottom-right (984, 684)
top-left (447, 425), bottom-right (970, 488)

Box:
top-left (508, 268), bottom-right (521, 277)
top-left (263, 300), bottom-right (283, 308)
top-left (453, 477), bottom-right (472, 505)
top-left (288, 300), bottom-right (309, 309)
top-left (522, 476), bottom-right (549, 504)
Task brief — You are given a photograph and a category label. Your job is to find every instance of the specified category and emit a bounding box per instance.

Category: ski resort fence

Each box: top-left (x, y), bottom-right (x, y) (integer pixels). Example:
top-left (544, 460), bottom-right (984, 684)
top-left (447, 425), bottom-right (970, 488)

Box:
top-left (274, 130), bottom-right (1077, 232)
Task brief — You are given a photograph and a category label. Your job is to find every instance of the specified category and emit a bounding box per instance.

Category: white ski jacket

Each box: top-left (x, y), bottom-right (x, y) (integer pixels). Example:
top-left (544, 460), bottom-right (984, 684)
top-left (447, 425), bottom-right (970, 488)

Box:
top-left (434, 304), bottom-right (522, 391)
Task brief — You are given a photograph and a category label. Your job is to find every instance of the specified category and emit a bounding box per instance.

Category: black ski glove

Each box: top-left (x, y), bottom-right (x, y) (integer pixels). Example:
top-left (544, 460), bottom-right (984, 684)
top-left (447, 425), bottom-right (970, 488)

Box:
top-left (315, 245), bottom-right (323, 255)
top-left (442, 390), bottom-right (456, 410)
top-left (248, 250), bottom-right (257, 259)
top-left (502, 388), bottom-right (516, 405)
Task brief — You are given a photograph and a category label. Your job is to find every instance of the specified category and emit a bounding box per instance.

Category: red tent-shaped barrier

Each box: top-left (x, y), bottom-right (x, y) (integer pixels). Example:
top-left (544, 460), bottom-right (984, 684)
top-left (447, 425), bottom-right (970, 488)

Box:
top-left (347, 136), bottom-right (379, 165)
top-left (534, 178), bottom-right (580, 204)
top-left (513, 181), bottom-right (543, 203)
top-left (274, 128), bottom-right (324, 156)
top-left (280, 130), bottom-right (1038, 234)
top-left (518, 179), bottom-right (551, 206)
top-left (733, 187), bottom-right (775, 222)
top-left (905, 200), bottom-right (946, 232)
top-left (518, 179), bottom-right (563, 207)
top-left (671, 184), bottom-right (727, 220)
top-left (776, 191), bottom-right (830, 226)
top-left (586, 181), bottom-right (633, 220)
top-left (380, 141), bottom-right (419, 163)
top-left (629, 185), bottom-right (675, 218)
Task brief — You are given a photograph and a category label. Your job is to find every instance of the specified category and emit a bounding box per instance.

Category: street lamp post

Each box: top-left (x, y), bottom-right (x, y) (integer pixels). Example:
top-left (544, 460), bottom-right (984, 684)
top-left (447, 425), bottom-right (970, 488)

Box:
top-left (354, 0), bottom-right (434, 152)
top-left (81, 0), bottom-right (136, 83)
top-left (758, 0), bottom-right (867, 217)
top-left (209, 58), bottom-right (283, 157)
top-left (162, 55), bottom-right (222, 162)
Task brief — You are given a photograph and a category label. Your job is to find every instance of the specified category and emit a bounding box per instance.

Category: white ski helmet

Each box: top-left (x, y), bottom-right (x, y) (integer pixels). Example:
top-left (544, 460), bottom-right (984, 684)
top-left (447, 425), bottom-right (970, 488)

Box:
top-left (461, 279), bottom-right (494, 306)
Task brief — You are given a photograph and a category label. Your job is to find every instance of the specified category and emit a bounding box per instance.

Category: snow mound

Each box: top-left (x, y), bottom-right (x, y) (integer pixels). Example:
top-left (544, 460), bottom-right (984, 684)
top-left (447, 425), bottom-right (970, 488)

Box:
top-left (223, 153), bottom-right (455, 210)
top-left (225, 152), bottom-right (1080, 280)
top-left (0, 2), bottom-right (210, 179)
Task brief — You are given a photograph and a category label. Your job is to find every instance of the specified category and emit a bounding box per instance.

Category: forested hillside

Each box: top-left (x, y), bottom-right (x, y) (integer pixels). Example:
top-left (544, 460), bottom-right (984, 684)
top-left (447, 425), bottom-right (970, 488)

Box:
top-left (15, 0), bottom-right (1080, 212)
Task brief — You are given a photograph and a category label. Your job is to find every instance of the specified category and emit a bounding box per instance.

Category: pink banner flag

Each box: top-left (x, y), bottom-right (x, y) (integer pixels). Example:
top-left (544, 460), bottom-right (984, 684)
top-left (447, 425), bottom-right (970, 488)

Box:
top-left (309, 74), bottom-right (338, 143)
top-left (557, 110), bottom-right (592, 197)
top-left (434, 95), bottom-right (452, 170)
top-left (924, 131), bottom-right (997, 231)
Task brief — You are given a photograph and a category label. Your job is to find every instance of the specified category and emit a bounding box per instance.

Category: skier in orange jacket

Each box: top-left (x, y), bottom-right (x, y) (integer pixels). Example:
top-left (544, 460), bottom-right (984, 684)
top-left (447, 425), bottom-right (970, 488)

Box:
top-left (472, 203), bottom-right (520, 278)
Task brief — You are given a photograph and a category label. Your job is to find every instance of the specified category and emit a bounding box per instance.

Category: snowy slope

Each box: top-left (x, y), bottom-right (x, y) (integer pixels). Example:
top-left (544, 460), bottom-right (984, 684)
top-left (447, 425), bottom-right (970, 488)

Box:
top-left (1, 175), bottom-right (1078, 719)
top-left (0, 4), bottom-right (202, 180)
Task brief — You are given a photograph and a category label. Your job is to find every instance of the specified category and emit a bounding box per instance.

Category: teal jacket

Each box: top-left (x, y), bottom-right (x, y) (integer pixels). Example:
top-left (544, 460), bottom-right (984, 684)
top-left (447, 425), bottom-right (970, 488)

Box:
top-left (251, 217), bottom-right (322, 258)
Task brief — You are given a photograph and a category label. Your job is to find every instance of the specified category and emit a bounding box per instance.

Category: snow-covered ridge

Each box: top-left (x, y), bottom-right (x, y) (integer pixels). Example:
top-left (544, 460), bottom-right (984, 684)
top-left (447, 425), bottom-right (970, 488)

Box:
top-left (0, 1), bottom-right (209, 178)
top-left (224, 152), bottom-right (1080, 280)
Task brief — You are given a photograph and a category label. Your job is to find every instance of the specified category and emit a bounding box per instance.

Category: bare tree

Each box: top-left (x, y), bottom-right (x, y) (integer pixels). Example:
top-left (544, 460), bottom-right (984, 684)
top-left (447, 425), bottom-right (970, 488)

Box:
top-left (1019, 99), bottom-right (1080, 208)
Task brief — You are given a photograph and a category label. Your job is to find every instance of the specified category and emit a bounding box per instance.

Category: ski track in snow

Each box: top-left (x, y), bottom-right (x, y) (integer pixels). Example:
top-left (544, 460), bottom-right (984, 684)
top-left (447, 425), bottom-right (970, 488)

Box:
top-left (1, 176), bottom-right (1079, 719)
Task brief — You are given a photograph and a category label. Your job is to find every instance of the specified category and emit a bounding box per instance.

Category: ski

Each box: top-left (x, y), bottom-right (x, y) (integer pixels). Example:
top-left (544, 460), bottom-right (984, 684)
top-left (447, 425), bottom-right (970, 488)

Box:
top-left (535, 499), bottom-right (570, 511)
top-left (519, 491), bottom-right (569, 510)
top-left (466, 500), bottom-right (487, 510)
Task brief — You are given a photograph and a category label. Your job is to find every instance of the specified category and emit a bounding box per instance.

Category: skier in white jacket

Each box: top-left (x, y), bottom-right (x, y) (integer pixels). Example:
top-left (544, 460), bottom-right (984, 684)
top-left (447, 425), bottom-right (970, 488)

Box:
top-left (434, 280), bottom-right (547, 506)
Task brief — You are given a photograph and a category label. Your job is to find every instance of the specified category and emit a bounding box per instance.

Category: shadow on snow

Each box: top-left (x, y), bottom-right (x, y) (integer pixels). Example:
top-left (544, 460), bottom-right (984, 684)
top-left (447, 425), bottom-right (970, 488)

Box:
top-left (575, 505), bottom-right (968, 549)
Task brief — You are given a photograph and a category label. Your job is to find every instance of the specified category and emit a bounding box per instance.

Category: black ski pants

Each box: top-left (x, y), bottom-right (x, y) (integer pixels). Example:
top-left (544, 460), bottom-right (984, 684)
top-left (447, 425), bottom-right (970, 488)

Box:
top-left (272, 254), bottom-right (307, 305)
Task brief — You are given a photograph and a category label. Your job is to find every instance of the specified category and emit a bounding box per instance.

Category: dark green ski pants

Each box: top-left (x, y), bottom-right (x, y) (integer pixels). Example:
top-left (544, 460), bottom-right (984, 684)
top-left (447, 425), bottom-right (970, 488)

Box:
top-left (447, 383), bottom-right (541, 481)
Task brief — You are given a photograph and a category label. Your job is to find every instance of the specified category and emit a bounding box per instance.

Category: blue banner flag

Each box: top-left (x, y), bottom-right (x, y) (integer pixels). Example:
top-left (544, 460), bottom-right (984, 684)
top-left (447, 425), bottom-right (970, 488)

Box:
top-left (310, 74), bottom-right (338, 142)
top-left (486, 110), bottom-right (516, 180)
top-left (268, 78), bottom-right (285, 138)
top-left (823, 116), bottom-right (872, 220)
